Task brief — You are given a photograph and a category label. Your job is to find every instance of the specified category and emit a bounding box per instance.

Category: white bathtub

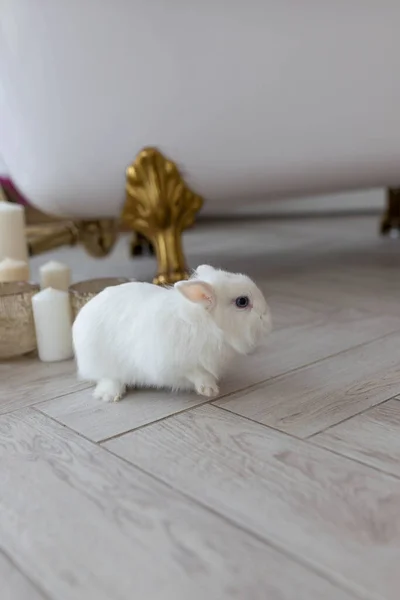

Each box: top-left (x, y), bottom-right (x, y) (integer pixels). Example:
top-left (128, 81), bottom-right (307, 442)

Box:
top-left (1, 1), bottom-right (400, 218)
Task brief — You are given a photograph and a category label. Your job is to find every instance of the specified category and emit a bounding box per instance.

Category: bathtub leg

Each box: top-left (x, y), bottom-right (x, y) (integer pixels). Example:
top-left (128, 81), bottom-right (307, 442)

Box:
top-left (130, 232), bottom-right (154, 257)
top-left (381, 188), bottom-right (400, 235)
top-left (122, 147), bottom-right (203, 285)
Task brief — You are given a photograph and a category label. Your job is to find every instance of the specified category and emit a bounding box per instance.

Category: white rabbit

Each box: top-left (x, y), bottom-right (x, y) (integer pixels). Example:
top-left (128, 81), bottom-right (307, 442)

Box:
top-left (72, 265), bottom-right (271, 402)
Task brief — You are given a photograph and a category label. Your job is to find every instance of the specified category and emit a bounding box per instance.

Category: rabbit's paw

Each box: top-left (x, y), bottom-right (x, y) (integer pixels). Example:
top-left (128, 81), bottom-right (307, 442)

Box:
top-left (93, 379), bottom-right (126, 403)
top-left (195, 381), bottom-right (219, 398)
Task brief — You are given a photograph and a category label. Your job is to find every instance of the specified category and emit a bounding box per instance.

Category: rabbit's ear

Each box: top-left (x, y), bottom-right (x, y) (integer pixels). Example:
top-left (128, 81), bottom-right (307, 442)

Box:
top-left (175, 280), bottom-right (215, 309)
top-left (195, 264), bottom-right (215, 279)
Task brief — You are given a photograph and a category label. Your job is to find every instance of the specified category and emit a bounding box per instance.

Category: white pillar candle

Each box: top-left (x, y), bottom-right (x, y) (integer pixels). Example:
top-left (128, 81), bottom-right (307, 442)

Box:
top-left (0, 202), bottom-right (28, 261)
top-left (40, 260), bottom-right (71, 291)
top-left (31, 288), bottom-right (73, 362)
top-left (0, 257), bottom-right (30, 282)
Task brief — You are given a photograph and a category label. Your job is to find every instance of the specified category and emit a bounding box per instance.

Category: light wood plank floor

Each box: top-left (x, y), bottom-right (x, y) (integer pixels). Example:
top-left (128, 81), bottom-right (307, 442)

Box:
top-left (2, 213), bottom-right (400, 600)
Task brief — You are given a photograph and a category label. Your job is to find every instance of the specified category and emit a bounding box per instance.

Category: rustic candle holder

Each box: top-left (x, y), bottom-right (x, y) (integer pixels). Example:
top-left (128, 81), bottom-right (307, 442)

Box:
top-left (0, 281), bottom-right (39, 359)
top-left (69, 277), bottom-right (130, 319)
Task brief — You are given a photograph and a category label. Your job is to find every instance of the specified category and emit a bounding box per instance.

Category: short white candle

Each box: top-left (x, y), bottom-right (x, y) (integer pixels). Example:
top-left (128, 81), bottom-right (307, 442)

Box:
top-left (0, 257), bottom-right (30, 282)
top-left (40, 260), bottom-right (71, 291)
top-left (31, 287), bottom-right (73, 362)
top-left (0, 202), bottom-right (28, 261)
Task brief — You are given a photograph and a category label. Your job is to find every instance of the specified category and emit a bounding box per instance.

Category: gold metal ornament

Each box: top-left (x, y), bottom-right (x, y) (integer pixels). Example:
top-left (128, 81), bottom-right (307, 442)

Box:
top-left (381, 188), bottom-right (400, 235)
top-left (27, 222), bottom-right (79, 255)
top-left (122, 147), bottom-right (203, 285)
top-left (130, 232), bottom-right (154, 257)
top-left (77, 219), bottom-right (118, 257)
top-left (27, 219), bottom-right (118, 258)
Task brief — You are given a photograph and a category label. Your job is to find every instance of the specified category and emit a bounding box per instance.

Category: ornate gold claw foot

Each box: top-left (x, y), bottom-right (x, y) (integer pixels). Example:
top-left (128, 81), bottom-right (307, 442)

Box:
top-left (27, 219), bottom-right (118, 258)
top-left (130, 232), bottom-right (154, 257)
top-left (381, 188), bottom-right (400, 235)
top-left (77, 219), bottom-right (119, 257)
top-left (122, 147), bottom-right (203, 285)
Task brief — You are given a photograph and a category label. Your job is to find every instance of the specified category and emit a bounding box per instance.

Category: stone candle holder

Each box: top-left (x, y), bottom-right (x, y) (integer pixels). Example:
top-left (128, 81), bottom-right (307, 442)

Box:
top-left (69, 277), bottom-right (130, 319)
top-left (0, 281), bottom-right (39, 359)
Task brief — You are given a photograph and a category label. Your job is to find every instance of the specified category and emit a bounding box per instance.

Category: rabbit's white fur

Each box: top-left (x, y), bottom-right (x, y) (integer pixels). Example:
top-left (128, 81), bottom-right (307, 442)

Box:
top-left (72, 265), bottom-right (271, 402)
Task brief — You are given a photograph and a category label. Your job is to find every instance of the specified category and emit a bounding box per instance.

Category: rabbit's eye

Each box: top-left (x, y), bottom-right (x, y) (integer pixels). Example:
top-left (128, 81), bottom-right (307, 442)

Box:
top-left (235, 296), bottom-right (249, 309)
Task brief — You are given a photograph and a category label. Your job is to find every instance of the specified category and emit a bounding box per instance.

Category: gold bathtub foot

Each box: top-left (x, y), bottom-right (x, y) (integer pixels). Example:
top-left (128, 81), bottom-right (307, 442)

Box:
top-left (381, 188), bottom-right (400, 235)
top-left (130, 232), bottom-right (154, 257)
top-left (122, 147), bottom-right (203, 285)
top-left (27, 219), bottom-right (118, 257)
top-left (77, 219), bottom-right (119, 257)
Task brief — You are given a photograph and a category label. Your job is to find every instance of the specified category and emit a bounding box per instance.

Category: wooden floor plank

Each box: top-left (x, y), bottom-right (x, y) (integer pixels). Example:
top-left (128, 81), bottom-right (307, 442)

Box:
top-left (267, 265), bottom-right (400, 317)
top-left (0, 550), bottom-right (47, 600)
top-left (215, 331), bottom-right (400, 438)
top-left (0, 357), bottom-right (89, 415)
top-left (262, 293), bottom-right (338, 331)
top-left (0, 408), bottom-right (357, 600)
top-left (36, 387), bottom-right (207, 442)
top-left (311, 399), bottom-right (400, 477)
top-left (104, 404), bottom-right (400, 600)
top-left (220, 309), bottom-right (400, 397)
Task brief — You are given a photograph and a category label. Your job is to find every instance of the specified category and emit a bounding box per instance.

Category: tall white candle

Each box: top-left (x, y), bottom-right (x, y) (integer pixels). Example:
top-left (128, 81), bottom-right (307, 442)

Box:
top-left (0, 257), bottom-right (30, 282)
top-left (0, 202), bottom-right (28, 261)
top-left (40, 260), bottom-right (71, 291)
top-left (31, 287), bottom-right (73, 362)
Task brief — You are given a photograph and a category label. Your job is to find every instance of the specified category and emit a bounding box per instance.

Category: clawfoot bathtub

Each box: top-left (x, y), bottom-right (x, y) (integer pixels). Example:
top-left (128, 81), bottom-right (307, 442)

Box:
top-left (2, 1), bottom-right (400, 281)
